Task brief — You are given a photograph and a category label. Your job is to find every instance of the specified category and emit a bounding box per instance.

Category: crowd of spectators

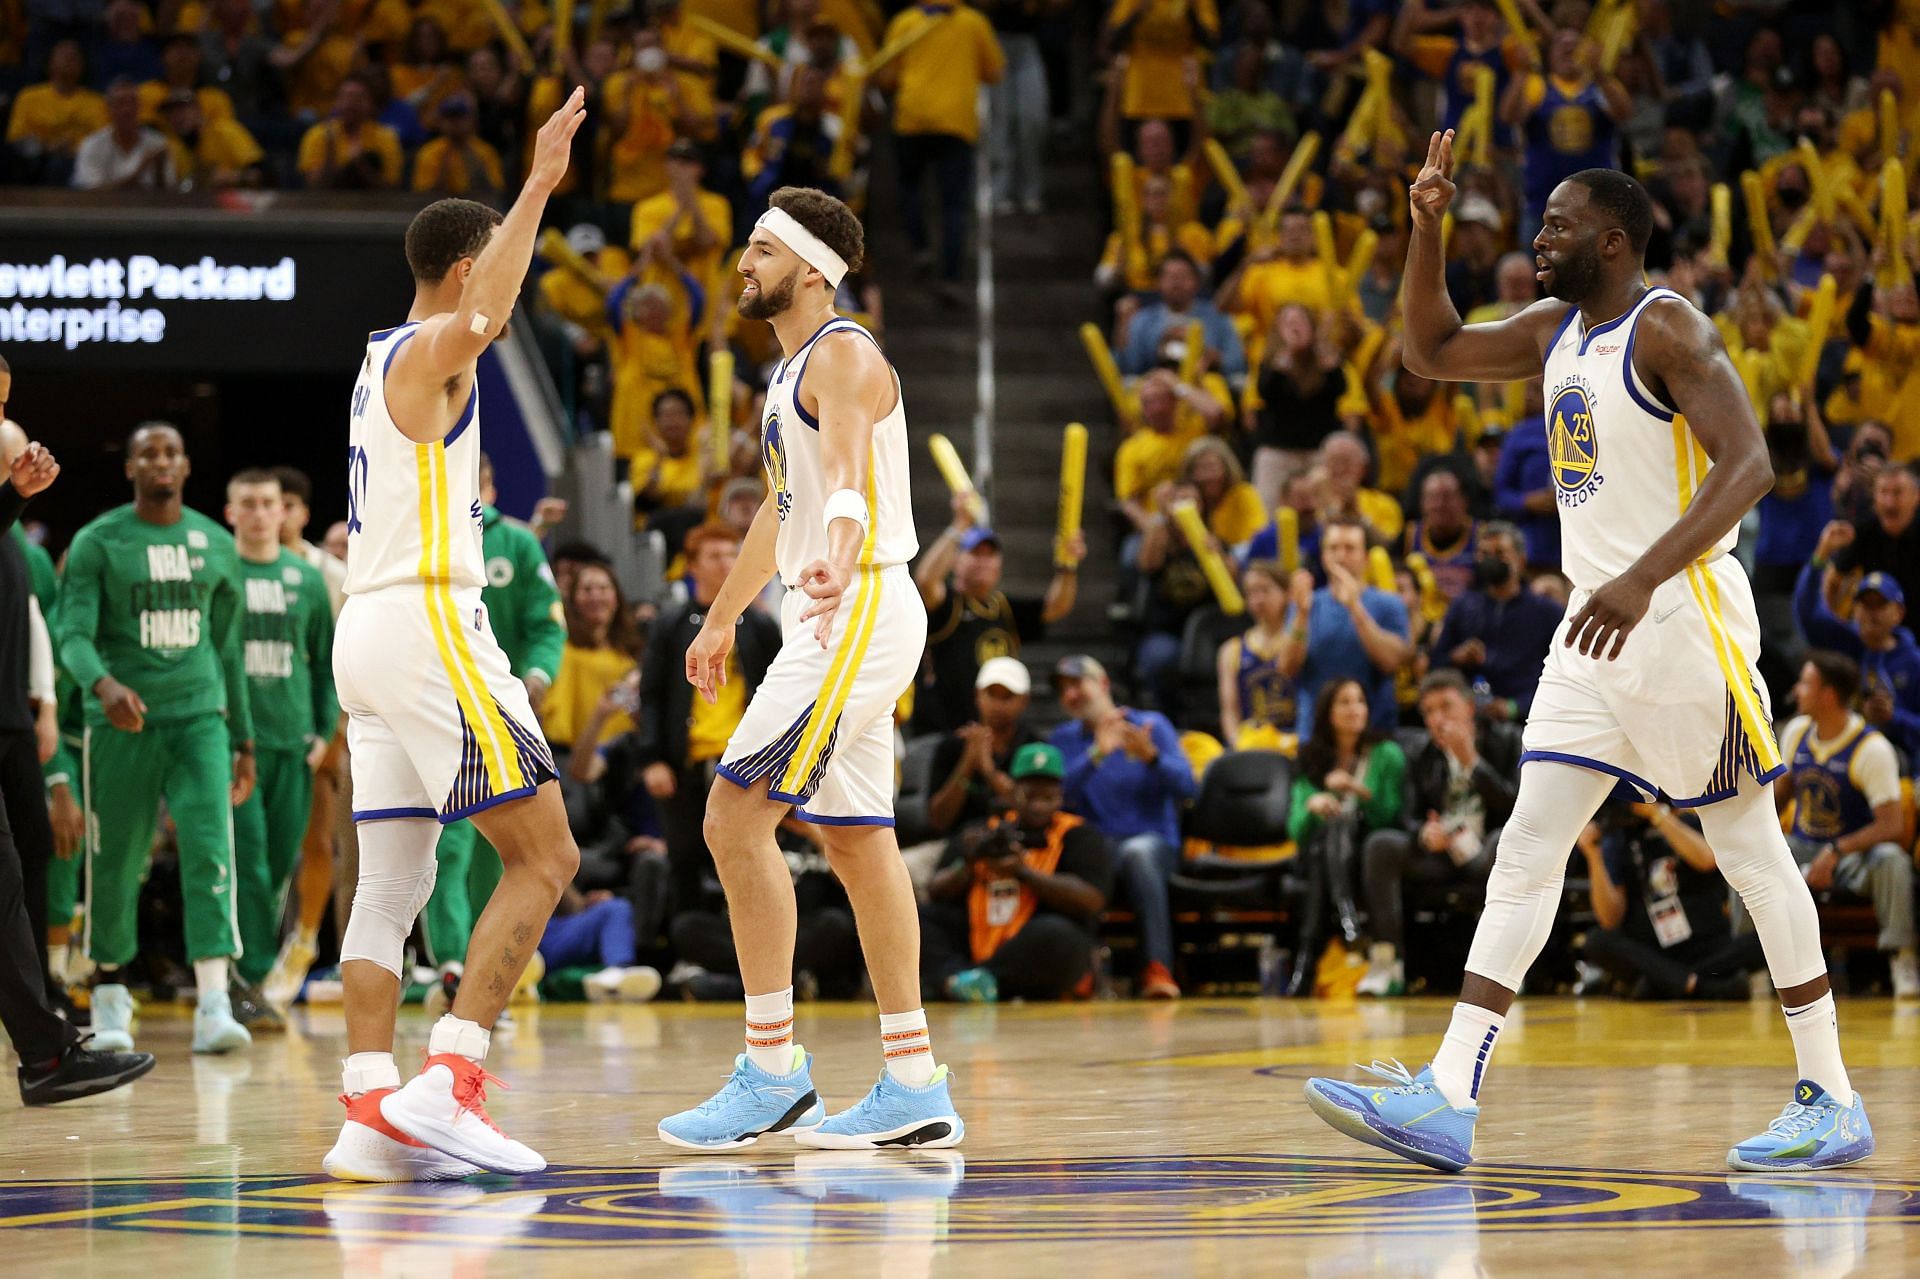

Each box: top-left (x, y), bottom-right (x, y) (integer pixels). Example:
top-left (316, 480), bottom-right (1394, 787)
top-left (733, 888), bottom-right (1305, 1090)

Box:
top-left (13, 0), bottom-right (1920, 1008)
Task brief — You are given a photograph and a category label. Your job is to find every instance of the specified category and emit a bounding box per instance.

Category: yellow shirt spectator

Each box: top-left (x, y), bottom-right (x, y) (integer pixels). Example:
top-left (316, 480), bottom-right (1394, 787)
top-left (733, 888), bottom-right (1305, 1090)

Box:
top-left (165, 114), bottom-right (264, 182)
top-left (1206, 480), bottom-right (1266, 547)
top-left (1097, 221), bottom-right (1214, 293)
top-left (628, 181), bottom-right (733, 296)
top-left (545, 643), bottom-right (637, 750)
top-left (297, 116), bottom-right (403, 187)
top-left (1372, 387), bottom-right (1458, 497)
top-left (602, 68), bottom-right (682, 203)
top-left (1106, 0), bottom-right (1218, 121)
top-left (279, 28), bottom-right (359, 117)
top-left (608, 280), bottom-right (703, 460)
top-left (139, 81), bottom-right (232, 127)
top-left (412, 133), bottom-right (505, 195)
top-left (1236, 257), bottom-right (1339, 341)
top-left (538, 243), bottom-right (630, 345)
top-left (1853, 313), bottom-right (1920, 458)
top-left (657, 7), bottom-right (720, 135)
top-left (6, 82), bottom-right (108, 153)
top-left (687, 0), bottom-right (760, 37)
top-left (687, 649), bottom-right (745, 760)
top-left (879, 0), bottom-right (1004, 143)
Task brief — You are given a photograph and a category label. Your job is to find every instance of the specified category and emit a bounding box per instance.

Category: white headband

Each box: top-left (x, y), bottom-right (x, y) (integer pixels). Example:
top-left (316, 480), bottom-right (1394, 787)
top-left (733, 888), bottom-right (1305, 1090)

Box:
top-left (756, 207), bottom-right (848, 289)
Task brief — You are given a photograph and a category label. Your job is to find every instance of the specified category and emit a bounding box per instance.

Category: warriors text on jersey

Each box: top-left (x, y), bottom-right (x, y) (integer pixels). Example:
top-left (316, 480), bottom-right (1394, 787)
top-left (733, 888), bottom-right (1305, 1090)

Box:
top-left (1521, 286), bottom-right (1782, 805)
top-left (759, 317), bottom-right (918, 585)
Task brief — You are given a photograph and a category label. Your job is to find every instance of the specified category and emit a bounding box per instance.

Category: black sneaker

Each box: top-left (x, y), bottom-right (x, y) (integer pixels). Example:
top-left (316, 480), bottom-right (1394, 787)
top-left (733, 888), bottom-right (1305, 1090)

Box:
top-left (18, 1038), bottom-right (157, 1105)
top-left (229, 980), bottom-right (286, 1032)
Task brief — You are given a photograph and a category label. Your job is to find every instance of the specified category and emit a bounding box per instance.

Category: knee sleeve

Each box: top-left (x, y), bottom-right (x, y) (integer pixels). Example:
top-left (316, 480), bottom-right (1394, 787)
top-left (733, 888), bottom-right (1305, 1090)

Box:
top-left (340, 818), bottom-right (441, 978)
top-left (1464, 761), bottom-right (1616, 991)
top-left (1696, 779), bottom-right (1827, 988)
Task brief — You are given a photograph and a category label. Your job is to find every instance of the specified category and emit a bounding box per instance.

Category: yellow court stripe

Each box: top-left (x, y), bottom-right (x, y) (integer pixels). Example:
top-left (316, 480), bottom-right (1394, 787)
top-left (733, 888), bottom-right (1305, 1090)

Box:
top-left (416, 444), bottom-right (512, 794)
top-left (779, 459), bottom-right (883, 794)
top-left (430, 443), bottom-right (524, 789)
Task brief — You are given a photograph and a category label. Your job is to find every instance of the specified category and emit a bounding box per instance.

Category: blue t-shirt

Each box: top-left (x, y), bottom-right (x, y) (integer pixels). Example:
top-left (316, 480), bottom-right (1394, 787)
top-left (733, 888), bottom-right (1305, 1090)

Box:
top-left (1051, 709), bottom-right (1196, 846)
top-left (1755, 464), bottom-right (1834, 568)
top-left (1295, 587), bottom-right (1409, 735)
top-left (1492, 415), bottom-right (1560, 568)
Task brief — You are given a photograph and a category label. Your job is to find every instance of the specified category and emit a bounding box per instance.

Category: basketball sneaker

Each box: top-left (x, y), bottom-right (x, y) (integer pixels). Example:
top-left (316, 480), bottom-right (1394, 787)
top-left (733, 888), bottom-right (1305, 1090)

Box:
top-left (261, 932), bottom-right (318, 1008)
top-left (1727, 1081), bottom-right (1874, 1171)
top-left (89, 983), bottom-right (135, 1053)
top-left (1302, 1060), bottom-right (1478, 1173)
top-left (17, 1039), bottom-right (155, 1105)
top-left (657, 1048), bottom-right (825, 1152)
top-left (324, 1089), bottom-right (483, 1182)
top-left (583, 965), bottom-right (662, 1003)
top-left (380, 1054), bottom-right (546, 1175)
top-left (192, 992), bottom-right (252, 1055)
top-left (795, 1065), bottom-right (965, 1149)
top-left (944, 968), bottom-right (998, 1003)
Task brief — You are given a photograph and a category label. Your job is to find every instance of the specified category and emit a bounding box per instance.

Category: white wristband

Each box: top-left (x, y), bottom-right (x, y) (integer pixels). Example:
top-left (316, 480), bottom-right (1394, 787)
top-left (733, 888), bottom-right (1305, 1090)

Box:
top-left (823, 488), bottom-right (869, 537)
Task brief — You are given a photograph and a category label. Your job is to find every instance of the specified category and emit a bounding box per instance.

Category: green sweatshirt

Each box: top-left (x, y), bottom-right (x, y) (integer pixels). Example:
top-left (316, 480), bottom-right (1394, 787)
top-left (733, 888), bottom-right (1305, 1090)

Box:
top-left (13, 526), bottom-right (55, 615)
top-left (1287, 739), bottom-right (1407, 842)
top-left (239, 548), bottom-right (338, 751)
top-left (57, 504), bottom-right (253, 741)
top-left (480, 506), bottom-right (565, 685)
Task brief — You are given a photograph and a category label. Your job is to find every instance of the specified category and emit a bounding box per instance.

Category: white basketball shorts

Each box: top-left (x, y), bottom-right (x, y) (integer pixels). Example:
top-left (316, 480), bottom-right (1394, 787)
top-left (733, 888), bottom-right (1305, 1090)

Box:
top-left (1521, 554), bottom-right (1784, 807)
top-left (718, 564), bottom-right (925, 825)
top-left (334, 585), bottom-right (557, 823)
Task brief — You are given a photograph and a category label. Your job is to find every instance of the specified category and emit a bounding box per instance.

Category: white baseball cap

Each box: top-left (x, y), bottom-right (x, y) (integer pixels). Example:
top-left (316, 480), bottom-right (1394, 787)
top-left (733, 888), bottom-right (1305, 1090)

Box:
top-left (975, 656), bottom-right (1032, 696)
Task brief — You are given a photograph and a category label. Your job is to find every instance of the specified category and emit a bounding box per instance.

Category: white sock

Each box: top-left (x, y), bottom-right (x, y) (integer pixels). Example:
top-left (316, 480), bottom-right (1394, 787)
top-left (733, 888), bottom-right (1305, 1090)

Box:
top-left (342, 1051), bottom-right (400, 1096)
top-left (194, 957), bottom-right (230, 1004)
top-left (1783, 992), bottom-right (1853, 1107)
top-left (881, 1009), bottom-right (934, 1086)
top-left (744, 988), bottom-right (797, 1074)
top-left (427, 1014), bottom-right (491, 1062)
top-left (47, 943), bottom-right (69, 978)
top-left (1431, 1002), bottom-right (1504, 1110)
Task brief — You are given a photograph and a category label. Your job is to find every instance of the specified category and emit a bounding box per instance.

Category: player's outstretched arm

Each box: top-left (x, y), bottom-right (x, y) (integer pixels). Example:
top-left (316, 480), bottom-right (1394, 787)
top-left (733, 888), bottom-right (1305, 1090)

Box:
top-left (1563, 298), bottom-right (1774, 660)
top-left (1402, 129), bottom-right (1567, 382)
top-left (797, 333), bottom-right (892, 645)
top-left (391, 87), bottom-right (588, 438)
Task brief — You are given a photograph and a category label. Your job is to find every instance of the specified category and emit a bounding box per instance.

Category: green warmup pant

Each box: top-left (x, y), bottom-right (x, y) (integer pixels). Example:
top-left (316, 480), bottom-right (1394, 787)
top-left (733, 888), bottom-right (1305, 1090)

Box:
top-left (84, 715), bottom-right (239, 967)
top-left (423, 820), bottom-right (505, 967)
top-left (233, 747), bottom-right (315, 984)
top-left (47, 841), bottom-right (80, 931)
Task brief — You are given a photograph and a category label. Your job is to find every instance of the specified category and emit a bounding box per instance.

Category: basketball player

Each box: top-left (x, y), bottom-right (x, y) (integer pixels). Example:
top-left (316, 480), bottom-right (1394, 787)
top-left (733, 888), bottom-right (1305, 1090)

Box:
top-left (1304, 133), bottom-right (1872, 1173)
top-left (656, 186), bottom-right (962, 1151)
top-left (321, 88), bottom-right (586, 1182)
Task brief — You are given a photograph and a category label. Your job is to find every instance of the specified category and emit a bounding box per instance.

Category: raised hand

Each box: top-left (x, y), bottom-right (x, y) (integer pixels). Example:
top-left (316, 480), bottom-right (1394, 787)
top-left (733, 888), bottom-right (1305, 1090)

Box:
top-left (526, 86), bottom-right (588, 195)
top-left (1409, 130), bottom-right (1456, 232)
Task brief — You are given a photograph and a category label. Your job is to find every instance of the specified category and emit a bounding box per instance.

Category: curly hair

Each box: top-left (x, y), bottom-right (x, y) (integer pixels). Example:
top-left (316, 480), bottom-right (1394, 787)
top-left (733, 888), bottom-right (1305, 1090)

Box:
top-left (769, 186), bottom-right (865, 275)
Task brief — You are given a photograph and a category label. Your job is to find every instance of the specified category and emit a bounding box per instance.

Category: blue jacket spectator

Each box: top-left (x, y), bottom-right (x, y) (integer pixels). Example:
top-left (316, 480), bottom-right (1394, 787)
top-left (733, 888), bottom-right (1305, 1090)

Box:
top-left (1049, 654), bottom-right (1195, 998)
top-left (1492, 410), bottom-right (1560, 568)
top-left (1793, 564), bottom-right (1920, 761)
top-left (1432, 522), bottom-right (1564, 719)
top-left (1278, 519), bottom-right (1411, 734)
top-left (1118, 252), bottom-right (1246, 378)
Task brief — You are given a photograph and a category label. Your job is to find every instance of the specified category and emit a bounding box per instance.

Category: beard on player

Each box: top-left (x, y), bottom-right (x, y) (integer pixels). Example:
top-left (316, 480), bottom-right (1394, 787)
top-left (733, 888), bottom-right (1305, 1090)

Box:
top-left (738, 263), bottom-right (800, 319)
top-left (1537, 234), bottom-right (1603, 304)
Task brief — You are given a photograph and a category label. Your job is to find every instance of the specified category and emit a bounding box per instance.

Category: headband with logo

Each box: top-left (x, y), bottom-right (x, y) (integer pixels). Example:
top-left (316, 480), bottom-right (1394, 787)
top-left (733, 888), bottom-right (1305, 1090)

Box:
top-left (755, 207), bottom-right (848, 289)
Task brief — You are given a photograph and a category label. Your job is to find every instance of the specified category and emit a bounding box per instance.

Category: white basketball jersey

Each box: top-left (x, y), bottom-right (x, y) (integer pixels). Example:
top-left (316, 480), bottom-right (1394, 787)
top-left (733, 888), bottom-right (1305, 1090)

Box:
top-left (342, 322), bottom-right (486, 596)
top-left (1541, 286), bottom-right (1735, 592)
top-left (759, 317), bottom-right (918, 586)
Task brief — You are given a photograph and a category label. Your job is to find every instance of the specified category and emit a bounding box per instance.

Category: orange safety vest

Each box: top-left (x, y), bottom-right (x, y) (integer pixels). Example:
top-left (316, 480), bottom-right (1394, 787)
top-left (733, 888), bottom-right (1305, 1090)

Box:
top-left (968, 811), bottom-right (1081, 963)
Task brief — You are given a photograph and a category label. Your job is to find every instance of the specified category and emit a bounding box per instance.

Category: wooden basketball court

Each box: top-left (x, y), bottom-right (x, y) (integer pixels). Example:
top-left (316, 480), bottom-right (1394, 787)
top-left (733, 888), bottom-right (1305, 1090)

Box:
top-left (2, 997), bottom-right (1915, 1276)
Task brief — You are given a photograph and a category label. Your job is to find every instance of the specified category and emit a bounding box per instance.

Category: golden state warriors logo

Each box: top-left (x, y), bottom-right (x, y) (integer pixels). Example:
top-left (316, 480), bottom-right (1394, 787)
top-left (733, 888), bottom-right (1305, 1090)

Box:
top-left (1548, 376), bottom-right (1604, 506)
top-left (762, 407), bottom-right (791, 522)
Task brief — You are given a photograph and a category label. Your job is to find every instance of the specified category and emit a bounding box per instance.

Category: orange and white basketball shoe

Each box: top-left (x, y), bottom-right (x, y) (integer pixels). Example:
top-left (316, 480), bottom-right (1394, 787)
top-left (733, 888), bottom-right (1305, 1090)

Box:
top-left (323, 1088), bottom-right (483, 1182)
top-left (380, 1053), bottom-right (547, 1175)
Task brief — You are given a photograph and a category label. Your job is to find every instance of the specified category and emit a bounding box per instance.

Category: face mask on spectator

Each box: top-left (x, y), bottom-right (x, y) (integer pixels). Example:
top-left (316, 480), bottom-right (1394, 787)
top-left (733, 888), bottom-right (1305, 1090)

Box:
top-left (1473, 554), bottom-right (1513, 589)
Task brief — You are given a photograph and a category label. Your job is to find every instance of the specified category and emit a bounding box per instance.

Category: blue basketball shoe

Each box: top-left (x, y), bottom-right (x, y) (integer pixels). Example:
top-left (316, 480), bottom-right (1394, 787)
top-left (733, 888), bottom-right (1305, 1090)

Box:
top-left (1303, 1060), bottom-right (1478, 1173)
top-left (795, 1065), bottom-right (965, 1149)
top-left (657, 1048), bottom-right (825, 1153)
top-left (1727, 1081), bottom-right (1874, 1171)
